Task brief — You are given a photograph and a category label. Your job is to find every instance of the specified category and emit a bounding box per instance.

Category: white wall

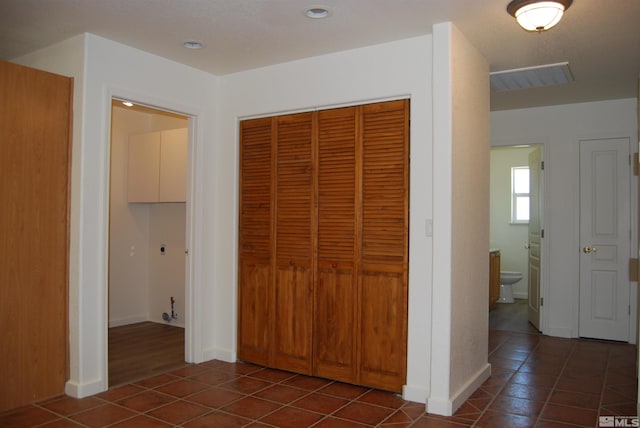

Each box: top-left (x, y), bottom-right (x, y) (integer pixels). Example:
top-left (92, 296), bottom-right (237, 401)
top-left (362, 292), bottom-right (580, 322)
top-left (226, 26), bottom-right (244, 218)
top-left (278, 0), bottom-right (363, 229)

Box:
top-left (430, 23), bottom-right (491, 416)
top-left (491, 98), bottom-right (638, 339)
top-left (217, 34), bottom-right (433, 404)
top-left (490, 146), bottom-right (537, 298)
top-left (449, 23), bottom-right (491, 406)
top-left (148, 203), bottom-right (186, 326)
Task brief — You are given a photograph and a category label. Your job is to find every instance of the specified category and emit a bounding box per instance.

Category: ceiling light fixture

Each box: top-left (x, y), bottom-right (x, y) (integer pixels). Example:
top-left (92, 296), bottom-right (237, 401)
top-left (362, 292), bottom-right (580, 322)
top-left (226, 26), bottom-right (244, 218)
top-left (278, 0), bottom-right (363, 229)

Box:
top-left (306, 7), bottom-right (329, 19)
top-left (507, 0), bottom-right (572, 32)
top-left (183, 41), bottom-right (203, 49)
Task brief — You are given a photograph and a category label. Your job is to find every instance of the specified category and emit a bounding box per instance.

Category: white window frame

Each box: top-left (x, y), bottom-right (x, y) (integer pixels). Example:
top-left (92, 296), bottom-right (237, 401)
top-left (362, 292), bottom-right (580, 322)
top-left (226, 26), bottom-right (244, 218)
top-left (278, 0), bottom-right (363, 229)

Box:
top-left (511, 166), bottom-right (530, 224)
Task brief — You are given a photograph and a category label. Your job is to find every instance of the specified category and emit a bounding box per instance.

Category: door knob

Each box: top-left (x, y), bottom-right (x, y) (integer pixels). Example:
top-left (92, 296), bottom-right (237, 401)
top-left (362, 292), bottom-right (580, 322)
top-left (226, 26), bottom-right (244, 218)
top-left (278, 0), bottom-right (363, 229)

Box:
top-left (583, 245), bottom-right (598, 254)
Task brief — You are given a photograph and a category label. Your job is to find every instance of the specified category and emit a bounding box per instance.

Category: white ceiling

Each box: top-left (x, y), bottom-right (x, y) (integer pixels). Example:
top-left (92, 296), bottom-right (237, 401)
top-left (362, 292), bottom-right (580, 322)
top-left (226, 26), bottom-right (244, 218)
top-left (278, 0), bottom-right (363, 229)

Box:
top-left (1, 0), bottom-right (638, 110)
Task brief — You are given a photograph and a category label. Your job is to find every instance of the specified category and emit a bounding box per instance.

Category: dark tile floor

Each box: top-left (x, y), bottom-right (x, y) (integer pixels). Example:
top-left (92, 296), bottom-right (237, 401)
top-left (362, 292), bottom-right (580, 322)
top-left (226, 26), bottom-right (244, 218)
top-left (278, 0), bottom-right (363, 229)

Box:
top-left (489, 299), bottom-right (540, 334)
top-left (2, 310), bottom-right (637, 427)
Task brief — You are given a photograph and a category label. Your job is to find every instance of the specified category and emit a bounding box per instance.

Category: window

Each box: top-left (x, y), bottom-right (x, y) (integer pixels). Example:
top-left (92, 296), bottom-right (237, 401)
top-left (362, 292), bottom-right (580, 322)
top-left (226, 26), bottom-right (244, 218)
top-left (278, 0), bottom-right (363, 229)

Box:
top-left (511, 166), bottom-right (530, 223)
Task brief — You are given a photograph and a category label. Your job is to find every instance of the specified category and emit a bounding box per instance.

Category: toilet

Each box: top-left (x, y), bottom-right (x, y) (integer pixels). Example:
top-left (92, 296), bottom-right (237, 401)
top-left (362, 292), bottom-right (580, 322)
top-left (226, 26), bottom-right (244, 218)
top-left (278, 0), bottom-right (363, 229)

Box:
top-left (498, 271), bottom-right (522, 304)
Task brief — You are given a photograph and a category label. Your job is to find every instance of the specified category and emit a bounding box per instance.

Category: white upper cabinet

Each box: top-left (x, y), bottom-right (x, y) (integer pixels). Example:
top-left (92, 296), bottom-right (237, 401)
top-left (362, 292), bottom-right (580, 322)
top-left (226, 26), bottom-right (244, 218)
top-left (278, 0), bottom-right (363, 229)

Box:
top-left (128, 128), bottom-right (187, 203)
top-left (158, 128), bottom-right (188, 202)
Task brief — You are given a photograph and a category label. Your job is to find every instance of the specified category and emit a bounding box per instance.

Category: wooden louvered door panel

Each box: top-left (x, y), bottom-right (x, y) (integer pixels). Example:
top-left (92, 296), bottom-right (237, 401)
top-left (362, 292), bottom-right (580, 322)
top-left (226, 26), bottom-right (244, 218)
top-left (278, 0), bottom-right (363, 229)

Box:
top-left (238, 100), bottom-right (408, 392)
top-left (358, 100), bottom-right (409, 392)
top-left (237, 117), bottom-right (273, 366)
top-left (272, 112), bottom-right (315, 373)
top-left (314, 106), bottom-right (358, 383)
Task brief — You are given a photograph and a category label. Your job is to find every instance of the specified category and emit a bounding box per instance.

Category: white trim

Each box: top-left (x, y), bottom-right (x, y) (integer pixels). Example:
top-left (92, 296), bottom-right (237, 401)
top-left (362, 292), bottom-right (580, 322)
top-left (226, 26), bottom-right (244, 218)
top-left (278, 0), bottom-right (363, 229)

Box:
top-left (204, 347), bottom-right (237, 363)
top-left (451, 364), bottom-right (492, 413)
top-left (427, 363), bottom-right (491, 416)
top-left (108, 315), bottom-right (148, 328)
top-left (238, 94), bottom-right (411, 121)
top-left (65, 379), bottom-right (104, 399)
top-left (402, 385), bottom-right (429, 404)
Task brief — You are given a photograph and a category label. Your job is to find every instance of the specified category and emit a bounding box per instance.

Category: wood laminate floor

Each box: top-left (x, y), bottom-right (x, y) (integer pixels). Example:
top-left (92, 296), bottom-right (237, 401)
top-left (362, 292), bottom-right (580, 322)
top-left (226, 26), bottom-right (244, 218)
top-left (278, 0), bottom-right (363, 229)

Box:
top-left (108, 321), bottom-right (186, 387)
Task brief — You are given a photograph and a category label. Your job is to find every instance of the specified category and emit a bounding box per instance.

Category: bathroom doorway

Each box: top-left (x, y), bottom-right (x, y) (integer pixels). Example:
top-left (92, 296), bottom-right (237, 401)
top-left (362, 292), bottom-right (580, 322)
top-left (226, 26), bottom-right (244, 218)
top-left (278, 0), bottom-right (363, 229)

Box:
top-left (108, 100), bottom-right (190, 386)
top-left (489, 144), bottom-right (544, 334)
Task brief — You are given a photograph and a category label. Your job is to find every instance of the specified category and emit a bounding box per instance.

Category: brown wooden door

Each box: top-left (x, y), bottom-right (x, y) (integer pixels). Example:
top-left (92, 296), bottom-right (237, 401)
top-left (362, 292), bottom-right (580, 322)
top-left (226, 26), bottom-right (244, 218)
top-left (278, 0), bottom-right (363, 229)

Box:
top-left (237, 117), bottom-right (273, 366)
top-left (272, 112), bottom-right (315, 373)
top-left (314, 106), bottom-right (358, 382)
top-left (237, 100), bottom-right (409, 392)
top-left (358, 100), bottom-right (409, 392)
top-left (0, 61), bottom-right (72, 411)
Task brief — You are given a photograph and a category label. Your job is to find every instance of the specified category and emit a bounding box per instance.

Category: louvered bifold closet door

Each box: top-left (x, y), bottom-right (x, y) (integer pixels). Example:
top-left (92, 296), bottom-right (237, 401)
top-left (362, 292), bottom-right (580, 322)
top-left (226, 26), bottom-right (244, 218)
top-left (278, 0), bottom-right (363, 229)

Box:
top-left (314, 106), bottom-right (358, 383)
top-left (272, 112), bottom-right (315, 373)
top-left (238, 117), bottom-right (273, 366)
top-left (359, 100), bottom-right (409, 392)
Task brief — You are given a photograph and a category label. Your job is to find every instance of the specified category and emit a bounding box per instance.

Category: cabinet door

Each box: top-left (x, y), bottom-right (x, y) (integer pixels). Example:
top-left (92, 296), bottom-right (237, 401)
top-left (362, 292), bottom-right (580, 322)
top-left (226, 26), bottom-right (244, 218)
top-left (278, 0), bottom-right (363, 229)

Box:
top-left (159, 128), bottom-right (188, 202)
top-left (358, 100), bottom-right (409, 392)
top-left (128, 131), bottom-right (161, 202)
top-left (272, 112), bottom-right (314, 373)
top-left (314, 106), bottom-right (358, 383)
top-left (238, 117), bottom-right (273, 366)
top-left (489, 252), bottom-right (500, 310)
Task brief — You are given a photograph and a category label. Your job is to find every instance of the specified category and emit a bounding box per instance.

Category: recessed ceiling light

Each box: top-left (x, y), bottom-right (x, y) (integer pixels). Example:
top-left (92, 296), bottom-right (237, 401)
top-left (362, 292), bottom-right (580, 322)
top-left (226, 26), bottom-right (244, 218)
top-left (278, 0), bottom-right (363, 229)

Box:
top-left (183, 41), bottom-right (203, 49)
top-left (306, 7), bottom-right (329, 19)
top-left (122, 101), bottom-right (133, 107)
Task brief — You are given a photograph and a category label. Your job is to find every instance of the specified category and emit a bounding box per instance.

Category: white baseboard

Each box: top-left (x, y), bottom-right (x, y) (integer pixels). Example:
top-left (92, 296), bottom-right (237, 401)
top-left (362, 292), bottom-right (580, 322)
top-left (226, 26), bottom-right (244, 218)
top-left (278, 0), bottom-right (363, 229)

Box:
top-left (203, 346), bottom-right (236, 364)
top-left (65, 378), bottom-right (106, 399)
top-left (147, 316), bottom-right (185, 328)
top-left (402, 384), bottom-right (428, 404)
top-left (450, 363), bottom-right (492, 412)
top-left (513, 292), bottom-right (528, 300)
top-left (427, 363), bottom-right (491, 416)
top-left (108, 315), bottom-right (147, 328)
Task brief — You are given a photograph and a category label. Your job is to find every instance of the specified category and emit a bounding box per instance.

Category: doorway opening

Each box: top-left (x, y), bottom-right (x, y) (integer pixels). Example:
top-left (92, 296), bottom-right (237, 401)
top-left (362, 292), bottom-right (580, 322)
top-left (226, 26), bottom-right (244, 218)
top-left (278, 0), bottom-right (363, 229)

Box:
top-left (489, 144), bottom-right (544, 335)
top-left (108, 99), bottom-right (190, 386)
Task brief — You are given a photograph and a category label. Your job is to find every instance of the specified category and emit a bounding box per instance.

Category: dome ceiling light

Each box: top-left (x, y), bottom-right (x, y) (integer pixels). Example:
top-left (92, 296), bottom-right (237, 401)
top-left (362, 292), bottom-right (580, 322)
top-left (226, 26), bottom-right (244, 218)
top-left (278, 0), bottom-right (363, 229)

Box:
top-left (507, 0), bottom-right (573, 32)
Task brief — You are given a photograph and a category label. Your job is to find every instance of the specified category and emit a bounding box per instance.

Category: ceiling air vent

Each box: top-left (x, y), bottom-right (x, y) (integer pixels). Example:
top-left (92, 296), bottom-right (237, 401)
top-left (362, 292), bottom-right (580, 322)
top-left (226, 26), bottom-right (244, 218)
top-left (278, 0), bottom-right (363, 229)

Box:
top-left (490, 62), bottom-right (573, 91)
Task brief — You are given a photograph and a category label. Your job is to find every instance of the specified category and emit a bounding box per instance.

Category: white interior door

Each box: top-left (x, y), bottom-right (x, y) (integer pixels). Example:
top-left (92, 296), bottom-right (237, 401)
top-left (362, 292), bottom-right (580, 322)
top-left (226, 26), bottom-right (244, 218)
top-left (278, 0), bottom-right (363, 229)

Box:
top-left (579, 138), bottom-right (631, 342)
top-left (528, 146), bottom-right (542, 332)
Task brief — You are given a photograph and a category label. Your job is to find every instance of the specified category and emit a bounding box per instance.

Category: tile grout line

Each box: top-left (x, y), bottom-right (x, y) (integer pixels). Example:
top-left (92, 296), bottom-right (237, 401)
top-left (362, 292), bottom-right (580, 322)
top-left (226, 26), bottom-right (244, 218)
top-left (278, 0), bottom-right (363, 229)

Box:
top-left (470, 334), bottom-right (531, 426)
top-left (595, 345), bottom-right (612, 428)
top-left (531, 339), bottom-right (577, 427)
